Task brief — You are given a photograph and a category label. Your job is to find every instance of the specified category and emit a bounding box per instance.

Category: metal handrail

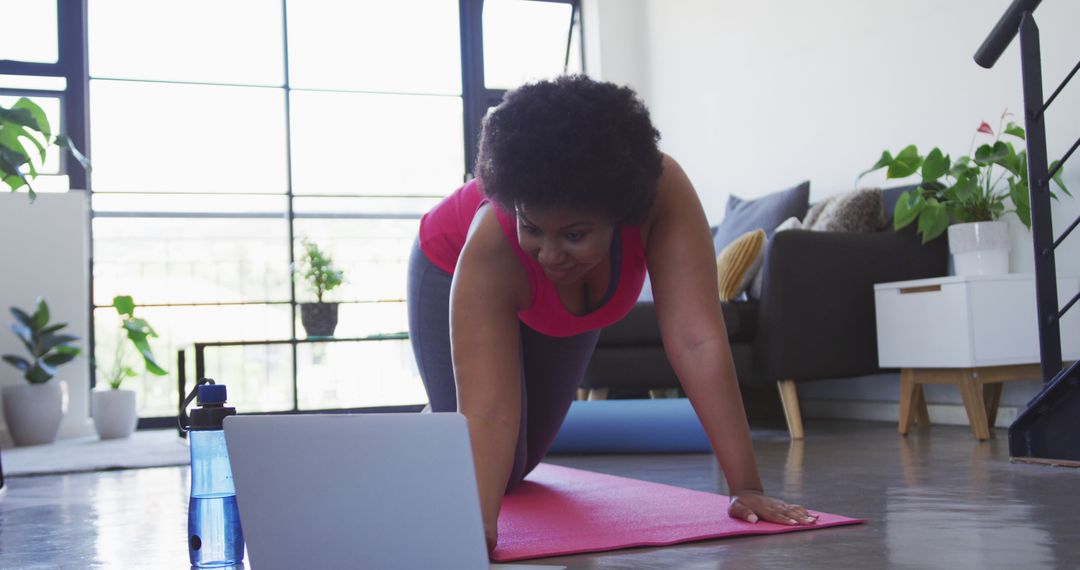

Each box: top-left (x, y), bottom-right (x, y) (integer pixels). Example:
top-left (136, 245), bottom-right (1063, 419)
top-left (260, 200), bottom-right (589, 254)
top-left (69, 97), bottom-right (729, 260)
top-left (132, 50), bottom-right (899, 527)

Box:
top-left (977, 0), bottom-right (1077, 383)
top-left (1047, 135), bottom-right (1079, 181)
top-left (974, 0), bottom-right (1042, 69)
top-left (978, 0), bottom-right (1080, 463)
top-left (1017, 11), bottom-right (1064, 383)
top-left (1042, 59), bottom-right (1080, 113)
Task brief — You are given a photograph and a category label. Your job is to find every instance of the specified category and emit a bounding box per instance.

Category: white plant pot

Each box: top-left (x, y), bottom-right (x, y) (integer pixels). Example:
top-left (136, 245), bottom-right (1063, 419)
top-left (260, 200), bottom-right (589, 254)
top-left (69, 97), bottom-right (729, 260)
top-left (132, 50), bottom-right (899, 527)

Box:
top-left (93, 389), bottom-right (138, 440)
top-left (2, 380), bottom-right (68, 446)
top-left (948, 221), bottom-right (1011, 276)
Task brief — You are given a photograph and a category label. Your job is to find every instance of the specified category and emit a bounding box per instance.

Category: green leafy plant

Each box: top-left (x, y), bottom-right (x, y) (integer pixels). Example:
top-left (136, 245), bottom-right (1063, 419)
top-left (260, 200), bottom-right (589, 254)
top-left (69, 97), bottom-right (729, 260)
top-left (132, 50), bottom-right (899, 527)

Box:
top-left (0, 97), bottom-right (90, 201)
top-left (102, 295), bottom-right (167, 390)
top-left (297, 238), bottom-right (344, 303)
top-left (858, 111), bottom-right (1070, 243)
top-left (3, 298), bottom-right (81, 384)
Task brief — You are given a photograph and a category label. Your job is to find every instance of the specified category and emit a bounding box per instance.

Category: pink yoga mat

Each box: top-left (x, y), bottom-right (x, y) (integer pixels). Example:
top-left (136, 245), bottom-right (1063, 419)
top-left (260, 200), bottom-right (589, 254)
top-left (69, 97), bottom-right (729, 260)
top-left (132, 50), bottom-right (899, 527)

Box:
top-left (492, 463), bottom-right (864, 562)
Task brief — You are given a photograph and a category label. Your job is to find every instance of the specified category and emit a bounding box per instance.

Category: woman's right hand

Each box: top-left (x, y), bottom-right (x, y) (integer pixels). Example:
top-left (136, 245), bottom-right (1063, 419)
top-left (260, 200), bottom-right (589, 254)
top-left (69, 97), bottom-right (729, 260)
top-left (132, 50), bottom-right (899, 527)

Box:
top-left (485, 521), bottom-right (498, 553)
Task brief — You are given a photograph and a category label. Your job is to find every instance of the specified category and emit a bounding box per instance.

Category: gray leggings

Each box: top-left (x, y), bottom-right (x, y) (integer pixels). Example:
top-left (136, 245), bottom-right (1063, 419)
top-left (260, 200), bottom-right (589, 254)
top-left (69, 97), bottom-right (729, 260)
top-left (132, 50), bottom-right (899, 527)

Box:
top-left (406, 240), bottom-right (600, 493)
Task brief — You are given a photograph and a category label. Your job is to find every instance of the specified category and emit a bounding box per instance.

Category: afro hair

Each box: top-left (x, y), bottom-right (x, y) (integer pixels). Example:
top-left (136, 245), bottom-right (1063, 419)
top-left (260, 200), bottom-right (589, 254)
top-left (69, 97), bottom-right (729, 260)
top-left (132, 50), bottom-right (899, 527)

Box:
top-left (475, 75), bottom-right (663, 225)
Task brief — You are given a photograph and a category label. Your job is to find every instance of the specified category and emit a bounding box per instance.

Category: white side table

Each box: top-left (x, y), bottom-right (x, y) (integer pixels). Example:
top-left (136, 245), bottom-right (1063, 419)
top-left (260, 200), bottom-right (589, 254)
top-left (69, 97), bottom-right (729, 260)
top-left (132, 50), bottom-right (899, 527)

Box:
top-left (874, 274), bottom-right (1080, 440)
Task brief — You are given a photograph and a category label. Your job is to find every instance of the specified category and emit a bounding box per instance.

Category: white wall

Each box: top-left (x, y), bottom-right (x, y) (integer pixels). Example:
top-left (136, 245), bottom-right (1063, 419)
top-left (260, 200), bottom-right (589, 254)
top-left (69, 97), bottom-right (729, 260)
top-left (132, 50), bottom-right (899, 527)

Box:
top-left (587, 0), bottom-right (1080, 421)
top-left (0, 192), bottom-right (94, 444)
top-left (591, 0), bottom-right (1080, 277)
top-left (583, 0), bottom-right (649, 98)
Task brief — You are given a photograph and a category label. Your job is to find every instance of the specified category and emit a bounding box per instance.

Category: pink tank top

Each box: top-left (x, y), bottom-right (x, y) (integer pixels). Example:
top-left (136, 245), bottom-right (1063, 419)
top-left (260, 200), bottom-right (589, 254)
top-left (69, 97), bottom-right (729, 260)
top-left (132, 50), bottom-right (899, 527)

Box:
top-left (419, 180), bottom-right (647, 337)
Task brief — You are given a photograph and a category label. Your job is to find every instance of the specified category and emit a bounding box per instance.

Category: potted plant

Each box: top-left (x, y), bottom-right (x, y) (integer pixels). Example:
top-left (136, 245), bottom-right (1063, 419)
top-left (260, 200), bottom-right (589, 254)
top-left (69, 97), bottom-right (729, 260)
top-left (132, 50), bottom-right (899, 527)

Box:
top-left (1, 97), bottom-right (90, 200)
top-left (859, 112), bottom-right (1069, 275)
top-left (296, 238), bottom-right (345, 337)
top-left (92, 295), bottom-right (167, 440)
top-left (1, 298), bottom-right (81, 446)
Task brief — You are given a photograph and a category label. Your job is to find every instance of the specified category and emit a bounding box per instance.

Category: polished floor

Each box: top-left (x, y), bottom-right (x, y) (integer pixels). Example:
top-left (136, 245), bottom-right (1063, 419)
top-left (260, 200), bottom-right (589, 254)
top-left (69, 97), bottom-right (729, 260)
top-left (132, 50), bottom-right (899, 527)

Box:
top-left (1, 420), bottom-right (1077, 569)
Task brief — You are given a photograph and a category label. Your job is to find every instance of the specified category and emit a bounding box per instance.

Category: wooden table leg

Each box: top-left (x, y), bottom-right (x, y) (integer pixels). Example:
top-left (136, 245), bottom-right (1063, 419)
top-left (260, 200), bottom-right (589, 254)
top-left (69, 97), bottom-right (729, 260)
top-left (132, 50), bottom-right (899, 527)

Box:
top-left (914, 385), bottom-right (930, 427)
top-left (983, 382), bottom-right (1003, 429)
top-left (957, 369), bottom-right (991, 440)
top-left (899, 368), bottom-right (918, 435)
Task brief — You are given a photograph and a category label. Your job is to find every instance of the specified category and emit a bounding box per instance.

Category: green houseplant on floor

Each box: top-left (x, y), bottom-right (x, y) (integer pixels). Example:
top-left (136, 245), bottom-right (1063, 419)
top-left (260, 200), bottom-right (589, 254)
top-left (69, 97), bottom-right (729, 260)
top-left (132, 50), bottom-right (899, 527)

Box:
top-left (93, 295), bottom-right (167, 440)
top-left (2, 298), bottom-right (81, 446)
top-left (859, 112), bottom-right (1069, 275)
top-left (296, 238), bottom-right (345, 337)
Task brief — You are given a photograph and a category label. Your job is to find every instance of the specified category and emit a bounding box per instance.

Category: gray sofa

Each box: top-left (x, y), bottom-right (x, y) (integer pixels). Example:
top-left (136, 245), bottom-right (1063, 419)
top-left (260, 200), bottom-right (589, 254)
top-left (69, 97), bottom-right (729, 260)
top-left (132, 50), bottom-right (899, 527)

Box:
top-left (581, 185), bottom-right (949, 438)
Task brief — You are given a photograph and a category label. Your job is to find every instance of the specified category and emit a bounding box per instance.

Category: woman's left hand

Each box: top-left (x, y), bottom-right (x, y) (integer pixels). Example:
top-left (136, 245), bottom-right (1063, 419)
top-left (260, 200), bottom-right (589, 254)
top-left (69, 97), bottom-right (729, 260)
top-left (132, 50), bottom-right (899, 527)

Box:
top-left (728, 490), bottom-right (818, 525)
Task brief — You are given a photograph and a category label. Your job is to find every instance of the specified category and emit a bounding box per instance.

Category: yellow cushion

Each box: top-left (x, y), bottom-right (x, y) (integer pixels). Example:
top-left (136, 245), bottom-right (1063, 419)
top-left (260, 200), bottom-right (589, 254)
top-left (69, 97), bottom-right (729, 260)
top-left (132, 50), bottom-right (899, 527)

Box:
top-left (716, 229), bottom-right (767, 301)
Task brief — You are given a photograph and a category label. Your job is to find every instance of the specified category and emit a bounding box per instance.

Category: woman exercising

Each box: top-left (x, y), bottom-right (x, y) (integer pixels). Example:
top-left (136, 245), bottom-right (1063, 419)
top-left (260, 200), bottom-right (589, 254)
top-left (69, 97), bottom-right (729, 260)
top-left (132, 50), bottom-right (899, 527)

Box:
top-left (407, 75), bottom-right (815, 552)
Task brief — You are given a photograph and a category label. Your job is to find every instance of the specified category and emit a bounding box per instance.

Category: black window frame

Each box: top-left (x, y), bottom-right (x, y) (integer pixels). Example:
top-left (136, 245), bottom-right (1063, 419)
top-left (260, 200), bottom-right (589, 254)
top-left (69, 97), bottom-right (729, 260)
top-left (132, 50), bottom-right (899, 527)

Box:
top-left (1, 0), bottom-right (583, 428)
top-left (461, 0), bottom-right (583, 176)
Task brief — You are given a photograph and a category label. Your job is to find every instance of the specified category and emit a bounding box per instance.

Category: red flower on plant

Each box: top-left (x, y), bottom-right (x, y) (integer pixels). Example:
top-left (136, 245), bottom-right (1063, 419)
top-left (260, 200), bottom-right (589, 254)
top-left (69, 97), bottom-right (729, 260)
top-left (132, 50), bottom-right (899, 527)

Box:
top-left (977, 121), bottom-right (994, 135)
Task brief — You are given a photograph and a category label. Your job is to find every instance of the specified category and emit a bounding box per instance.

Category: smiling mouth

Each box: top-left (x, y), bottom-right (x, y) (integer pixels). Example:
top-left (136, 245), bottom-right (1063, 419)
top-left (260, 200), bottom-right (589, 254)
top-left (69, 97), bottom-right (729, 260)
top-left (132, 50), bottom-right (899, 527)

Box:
top-left (543, 264), bottom-right (577, 276)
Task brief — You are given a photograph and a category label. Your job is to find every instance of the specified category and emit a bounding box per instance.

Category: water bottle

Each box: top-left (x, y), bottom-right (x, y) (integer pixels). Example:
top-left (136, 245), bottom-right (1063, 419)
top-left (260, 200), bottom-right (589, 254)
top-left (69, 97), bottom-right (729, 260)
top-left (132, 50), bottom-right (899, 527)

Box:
top-left (181, 378), bottom-right (244, 567)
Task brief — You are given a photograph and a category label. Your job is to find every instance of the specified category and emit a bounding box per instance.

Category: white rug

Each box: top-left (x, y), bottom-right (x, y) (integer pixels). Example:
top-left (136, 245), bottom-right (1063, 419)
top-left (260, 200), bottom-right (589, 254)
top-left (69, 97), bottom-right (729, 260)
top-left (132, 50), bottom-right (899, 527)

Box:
top-left (2, 429), bottom-right (189, 477)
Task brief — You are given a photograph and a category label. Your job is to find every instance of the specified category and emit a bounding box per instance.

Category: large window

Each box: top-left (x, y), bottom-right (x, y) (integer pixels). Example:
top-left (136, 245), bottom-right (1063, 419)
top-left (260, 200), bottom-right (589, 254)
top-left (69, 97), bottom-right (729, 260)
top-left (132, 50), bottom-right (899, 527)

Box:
top-left (1, 0), bottom-right (583, 423)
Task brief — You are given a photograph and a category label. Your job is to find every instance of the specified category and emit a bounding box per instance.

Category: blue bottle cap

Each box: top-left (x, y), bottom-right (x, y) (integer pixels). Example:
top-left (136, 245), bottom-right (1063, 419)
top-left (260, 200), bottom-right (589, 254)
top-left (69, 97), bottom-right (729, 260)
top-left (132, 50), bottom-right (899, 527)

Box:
top-left (197, 384), bottom-right (228, 405)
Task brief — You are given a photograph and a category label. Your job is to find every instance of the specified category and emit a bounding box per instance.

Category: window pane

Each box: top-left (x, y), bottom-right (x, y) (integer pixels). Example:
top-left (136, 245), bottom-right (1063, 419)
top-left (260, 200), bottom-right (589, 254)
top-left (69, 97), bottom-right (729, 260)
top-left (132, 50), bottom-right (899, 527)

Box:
top-left (88, 0), bottom-right (284, 85)
top-left (94, 305), bottom-right (293, 418)
top-left (483, 0), bottom-right (574, 89)
top-left (0, 75), bottom-right (66, 91)
top-left (90, 80), bottom-right (288, 193)
top-left (92, 217), bottom-right (292, 306)
top-left (297, 339), bottom-right (423, 410)
top-left (0, 0), bottom-right (57, 63)
top-left (198, 343), bottom-right (295, 414)
top-left (287, 0), bottom-right (460, 94)
top-left (289, 91), bottom-right (463, 195)
top-left (292, 218), bottom-right (419, 305)
top-left (293, 196), bottom-right (440, 218)
top-left (92, 193), bottom-right (288, 216)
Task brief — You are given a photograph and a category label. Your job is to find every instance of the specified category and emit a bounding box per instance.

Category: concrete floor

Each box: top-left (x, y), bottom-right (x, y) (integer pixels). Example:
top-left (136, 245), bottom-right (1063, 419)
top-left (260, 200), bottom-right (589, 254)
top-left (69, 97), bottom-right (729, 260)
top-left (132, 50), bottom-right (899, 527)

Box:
top-left (0, 420), bottom-right (1077, 569)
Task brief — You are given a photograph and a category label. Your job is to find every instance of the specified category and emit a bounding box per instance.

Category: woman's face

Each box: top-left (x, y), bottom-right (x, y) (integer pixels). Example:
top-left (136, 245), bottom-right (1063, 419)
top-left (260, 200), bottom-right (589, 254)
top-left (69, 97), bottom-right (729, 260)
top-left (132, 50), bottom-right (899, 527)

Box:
top-left (515, 204), bottom-right (616, 285)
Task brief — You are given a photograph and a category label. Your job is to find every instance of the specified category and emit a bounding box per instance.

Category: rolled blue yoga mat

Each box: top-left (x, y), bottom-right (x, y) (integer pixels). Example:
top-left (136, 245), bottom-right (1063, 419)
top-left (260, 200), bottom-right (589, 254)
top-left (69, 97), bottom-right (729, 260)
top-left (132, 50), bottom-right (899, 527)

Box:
top-left (549, 398), bottom-right (712, 454)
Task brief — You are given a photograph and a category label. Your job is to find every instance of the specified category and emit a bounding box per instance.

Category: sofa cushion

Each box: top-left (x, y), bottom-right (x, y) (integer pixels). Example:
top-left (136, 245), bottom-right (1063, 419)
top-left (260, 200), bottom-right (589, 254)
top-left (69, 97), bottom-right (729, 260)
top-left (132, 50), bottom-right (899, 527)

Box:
top-left (716, 229), bottom-right (766, 301)
top-left (804, 188), bottom-right (886, 233)
top-left (712, 181), bottom-right (810, 252)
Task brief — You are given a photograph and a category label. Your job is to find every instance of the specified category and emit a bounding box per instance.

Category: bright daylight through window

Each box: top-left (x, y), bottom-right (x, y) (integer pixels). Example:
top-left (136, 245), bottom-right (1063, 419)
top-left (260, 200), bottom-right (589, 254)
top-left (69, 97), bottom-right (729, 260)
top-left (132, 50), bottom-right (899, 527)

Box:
top-left (1, 0), bottom-right (582, 422)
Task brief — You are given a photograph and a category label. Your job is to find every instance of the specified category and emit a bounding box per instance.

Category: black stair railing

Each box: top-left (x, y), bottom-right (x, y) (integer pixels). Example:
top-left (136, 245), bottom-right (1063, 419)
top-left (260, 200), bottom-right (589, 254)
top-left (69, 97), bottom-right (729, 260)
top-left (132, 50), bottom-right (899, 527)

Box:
top-left (976, 0), bottom-right (1080, 465)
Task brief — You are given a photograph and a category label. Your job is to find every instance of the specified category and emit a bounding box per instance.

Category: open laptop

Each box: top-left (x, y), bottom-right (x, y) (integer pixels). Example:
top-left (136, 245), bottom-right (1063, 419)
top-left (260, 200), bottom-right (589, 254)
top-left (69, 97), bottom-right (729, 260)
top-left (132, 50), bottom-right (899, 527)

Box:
top-left (224, 413), bottom-right (562, 570)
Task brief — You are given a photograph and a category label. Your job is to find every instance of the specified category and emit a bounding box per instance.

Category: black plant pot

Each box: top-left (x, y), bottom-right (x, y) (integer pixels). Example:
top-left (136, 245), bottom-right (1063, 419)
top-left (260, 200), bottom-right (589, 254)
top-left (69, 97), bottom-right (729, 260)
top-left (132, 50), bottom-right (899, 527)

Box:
top-left (300, 302), bottom-right (339, 337)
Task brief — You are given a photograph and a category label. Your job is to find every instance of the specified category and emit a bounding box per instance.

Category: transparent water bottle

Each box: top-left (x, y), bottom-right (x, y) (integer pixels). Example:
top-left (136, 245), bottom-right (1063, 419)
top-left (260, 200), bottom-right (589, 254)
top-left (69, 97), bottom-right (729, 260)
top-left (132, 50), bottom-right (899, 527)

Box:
top-left (181, 378), bottom-right (244, 568)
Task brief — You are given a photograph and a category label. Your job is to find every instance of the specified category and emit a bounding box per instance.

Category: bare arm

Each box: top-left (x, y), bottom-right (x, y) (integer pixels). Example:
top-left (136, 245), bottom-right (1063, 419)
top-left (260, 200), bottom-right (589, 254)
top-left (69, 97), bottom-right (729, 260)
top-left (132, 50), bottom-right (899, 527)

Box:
top-left (645, 155), bottom-right (815, 525)
top-left (450, 204), bottom-right (531, 548)
top-left (644, 155), bottom-right (762, 495)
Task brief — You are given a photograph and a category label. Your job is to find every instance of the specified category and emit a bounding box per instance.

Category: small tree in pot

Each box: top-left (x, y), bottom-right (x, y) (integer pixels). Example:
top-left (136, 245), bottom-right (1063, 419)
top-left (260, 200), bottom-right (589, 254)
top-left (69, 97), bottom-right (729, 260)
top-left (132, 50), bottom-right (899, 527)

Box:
top-left (93, 295), bottom-right (167, 440)
top-left (2, 298), bottom-right (81, 446)
top-left (297, 238), bottom-right (345, 337)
